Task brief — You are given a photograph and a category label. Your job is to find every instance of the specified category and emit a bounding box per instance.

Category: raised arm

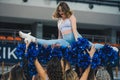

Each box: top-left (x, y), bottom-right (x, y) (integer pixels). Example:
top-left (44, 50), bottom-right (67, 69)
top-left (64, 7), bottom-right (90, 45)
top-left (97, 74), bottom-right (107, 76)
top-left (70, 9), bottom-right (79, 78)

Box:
top-left (80, 65), bottom-right (91, 80)
top-left (70, 15), bottom-right (78, 41)
top-left (34, 59), bottom-right (47, 80)
top-left (80, 45), bottom-right (96, 80)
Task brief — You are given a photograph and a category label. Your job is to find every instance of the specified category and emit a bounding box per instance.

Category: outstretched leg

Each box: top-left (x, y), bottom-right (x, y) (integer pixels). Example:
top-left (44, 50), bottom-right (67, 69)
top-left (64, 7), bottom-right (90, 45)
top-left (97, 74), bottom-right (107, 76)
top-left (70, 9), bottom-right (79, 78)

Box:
top-left (77, 33), bottom-right (118, 52)
top-left (77, 33), bottom-right (104, 49)
top-left (19, 31), bottom-right (36, 43)
top-left (19, 31), bottom-right (70, 47)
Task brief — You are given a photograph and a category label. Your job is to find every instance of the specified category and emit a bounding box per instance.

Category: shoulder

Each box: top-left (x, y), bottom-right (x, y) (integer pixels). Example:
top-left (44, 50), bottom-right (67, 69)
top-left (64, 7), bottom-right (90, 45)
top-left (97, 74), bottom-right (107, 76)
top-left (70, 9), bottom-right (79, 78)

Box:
top-left (70, 14), bottom-right (76, 19)
top-left (69, 14), bottom-right (76, 22)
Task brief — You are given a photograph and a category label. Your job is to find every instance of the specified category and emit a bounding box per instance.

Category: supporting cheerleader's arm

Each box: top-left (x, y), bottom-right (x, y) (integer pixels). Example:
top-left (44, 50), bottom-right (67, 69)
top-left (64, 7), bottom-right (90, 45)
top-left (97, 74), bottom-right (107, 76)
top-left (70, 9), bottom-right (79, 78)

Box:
top-left (34, 59), bottom-right (47, 80)
top-left (80, 65), bottom-right (91, 80)
top-left (87, 45), bottom-right (96, 58)
top-left (80, 45), bottom-right (96, 80)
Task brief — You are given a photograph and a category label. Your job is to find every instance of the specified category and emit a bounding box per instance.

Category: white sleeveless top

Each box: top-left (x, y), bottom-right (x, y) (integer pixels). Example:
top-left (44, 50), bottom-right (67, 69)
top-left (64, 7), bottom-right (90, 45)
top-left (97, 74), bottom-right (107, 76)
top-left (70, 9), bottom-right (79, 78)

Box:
top-left (58, 19), bottom-right (72, 33)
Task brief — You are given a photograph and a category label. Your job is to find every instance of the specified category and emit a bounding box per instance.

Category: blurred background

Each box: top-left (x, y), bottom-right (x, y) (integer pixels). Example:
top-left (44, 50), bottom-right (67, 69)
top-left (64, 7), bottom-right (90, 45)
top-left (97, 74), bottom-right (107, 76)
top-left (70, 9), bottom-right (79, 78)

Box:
top-left (0, 0), bottom-right (120, 79)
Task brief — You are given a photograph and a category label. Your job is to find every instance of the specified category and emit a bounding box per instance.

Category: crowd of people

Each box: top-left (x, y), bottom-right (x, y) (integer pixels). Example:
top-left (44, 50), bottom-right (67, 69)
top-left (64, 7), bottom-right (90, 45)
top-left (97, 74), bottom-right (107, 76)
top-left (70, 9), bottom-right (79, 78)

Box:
top-left (0, 45), bottom-right (98, 80)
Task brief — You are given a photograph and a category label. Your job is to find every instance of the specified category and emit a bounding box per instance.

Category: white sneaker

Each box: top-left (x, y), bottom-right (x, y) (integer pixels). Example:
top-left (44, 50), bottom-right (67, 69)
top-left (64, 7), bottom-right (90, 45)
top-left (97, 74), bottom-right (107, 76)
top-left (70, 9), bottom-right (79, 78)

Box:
top-left (19, 31), bottom-right (36, 43)
top-left (19, 31), bottom-right (31, 38)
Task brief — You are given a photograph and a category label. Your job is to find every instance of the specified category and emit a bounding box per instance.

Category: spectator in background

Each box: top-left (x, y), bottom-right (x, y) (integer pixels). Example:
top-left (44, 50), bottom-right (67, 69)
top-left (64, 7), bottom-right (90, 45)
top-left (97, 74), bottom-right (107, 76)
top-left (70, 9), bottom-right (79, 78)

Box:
top-left (1, 72), bottom-right (9, 80)
top-left (1, 64), bottom-right (26, 80)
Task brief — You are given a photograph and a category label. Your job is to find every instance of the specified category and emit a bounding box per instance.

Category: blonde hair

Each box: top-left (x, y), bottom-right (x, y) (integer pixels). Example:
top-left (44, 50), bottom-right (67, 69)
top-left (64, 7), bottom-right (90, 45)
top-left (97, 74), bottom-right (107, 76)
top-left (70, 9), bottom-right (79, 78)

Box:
top-left (63, 69), bottom-right (78, 80)
top-left (52, 1), bottom-right (72, 19)
top-left (96, 67), bottom-right (111, 80)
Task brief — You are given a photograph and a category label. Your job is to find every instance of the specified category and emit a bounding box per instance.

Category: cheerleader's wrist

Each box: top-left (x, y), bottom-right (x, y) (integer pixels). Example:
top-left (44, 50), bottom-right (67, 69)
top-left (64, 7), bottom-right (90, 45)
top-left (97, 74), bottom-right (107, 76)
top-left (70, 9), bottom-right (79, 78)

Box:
top-left (90, 57), bottom-right (93, 62)
top-left (89, 54), bottom-right (94, 58)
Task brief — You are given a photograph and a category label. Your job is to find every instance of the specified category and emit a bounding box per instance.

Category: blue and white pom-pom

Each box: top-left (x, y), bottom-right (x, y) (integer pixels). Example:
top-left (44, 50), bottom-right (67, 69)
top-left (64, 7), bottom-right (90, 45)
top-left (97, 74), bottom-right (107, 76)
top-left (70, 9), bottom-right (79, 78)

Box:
top-left (99, 44), bottom-right (118, 67)
top-left (71, 38), bottom-right (90, 67)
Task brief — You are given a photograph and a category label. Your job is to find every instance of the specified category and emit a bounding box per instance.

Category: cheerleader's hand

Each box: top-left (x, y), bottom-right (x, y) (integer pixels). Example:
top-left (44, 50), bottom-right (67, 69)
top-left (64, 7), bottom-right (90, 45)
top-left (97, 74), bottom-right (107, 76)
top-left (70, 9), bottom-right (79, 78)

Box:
top-left (87, 45), bottom-right (96, 58)
top-left (75, 36), bottom-right (78, 41)
top-left (24, 39), bottom-right (30, 53)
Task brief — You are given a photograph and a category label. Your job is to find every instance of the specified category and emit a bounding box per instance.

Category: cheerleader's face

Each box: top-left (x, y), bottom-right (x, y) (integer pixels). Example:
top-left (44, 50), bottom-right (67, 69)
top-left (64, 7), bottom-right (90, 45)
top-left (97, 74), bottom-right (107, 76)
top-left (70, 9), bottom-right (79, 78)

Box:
top-left (58, 6), bottom-right (66, 19)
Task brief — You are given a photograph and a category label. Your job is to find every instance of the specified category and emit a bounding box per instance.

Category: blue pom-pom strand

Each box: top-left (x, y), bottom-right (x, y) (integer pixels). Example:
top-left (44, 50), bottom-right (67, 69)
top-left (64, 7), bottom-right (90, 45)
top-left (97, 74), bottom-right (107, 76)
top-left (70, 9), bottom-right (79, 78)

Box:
top-left (15, 43), bottom-right (26, 59)
top-left (77, 52), bottom-right (91, 69)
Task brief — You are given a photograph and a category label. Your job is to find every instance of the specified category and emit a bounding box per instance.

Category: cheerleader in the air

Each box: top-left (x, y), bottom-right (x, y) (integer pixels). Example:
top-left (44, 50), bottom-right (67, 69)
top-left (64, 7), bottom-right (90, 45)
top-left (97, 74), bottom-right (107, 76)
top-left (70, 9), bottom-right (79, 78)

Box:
top-left (19, 1), bottom-right (118, 51)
